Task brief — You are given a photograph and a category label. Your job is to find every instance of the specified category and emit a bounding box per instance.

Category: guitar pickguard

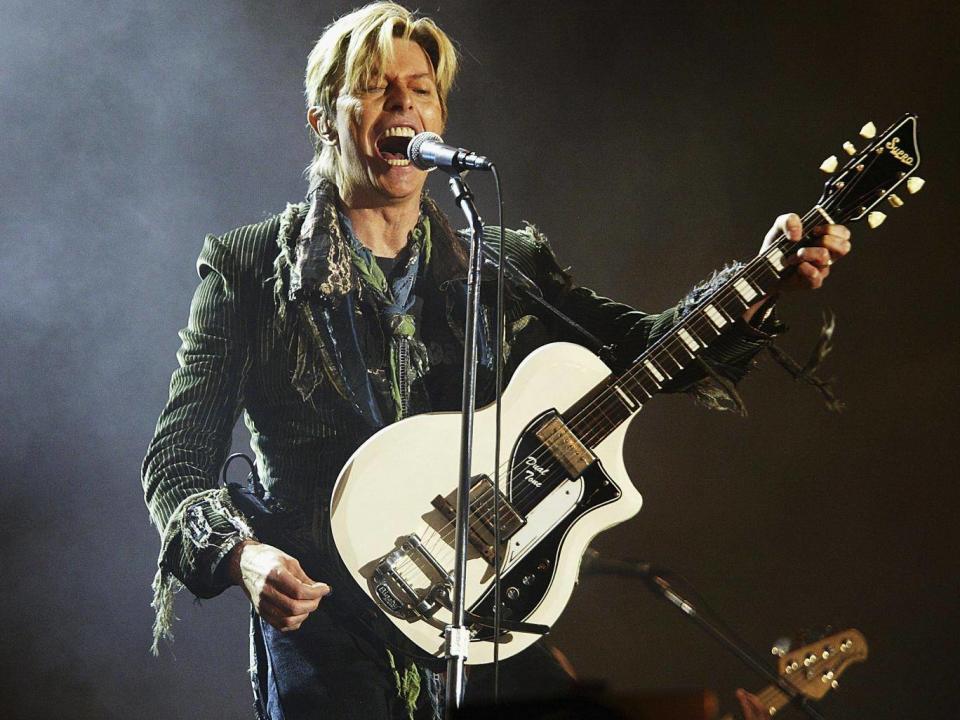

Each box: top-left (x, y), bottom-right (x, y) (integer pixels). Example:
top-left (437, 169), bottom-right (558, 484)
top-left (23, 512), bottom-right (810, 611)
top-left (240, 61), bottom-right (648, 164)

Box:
top-left (468, 461), bottom-right (621, 639)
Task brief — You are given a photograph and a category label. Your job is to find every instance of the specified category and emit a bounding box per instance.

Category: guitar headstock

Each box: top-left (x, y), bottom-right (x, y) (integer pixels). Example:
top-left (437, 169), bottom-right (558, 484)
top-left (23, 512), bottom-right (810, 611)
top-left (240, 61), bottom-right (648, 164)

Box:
top-left (775, 628), bottom-right (868, 699)
top-left (817, 114), bottom-right (923, 229)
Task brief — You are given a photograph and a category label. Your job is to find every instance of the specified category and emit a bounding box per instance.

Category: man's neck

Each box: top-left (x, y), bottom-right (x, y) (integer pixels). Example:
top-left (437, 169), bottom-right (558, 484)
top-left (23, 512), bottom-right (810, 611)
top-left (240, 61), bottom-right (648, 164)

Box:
top-left (341, 197), bottom-right (421, 259)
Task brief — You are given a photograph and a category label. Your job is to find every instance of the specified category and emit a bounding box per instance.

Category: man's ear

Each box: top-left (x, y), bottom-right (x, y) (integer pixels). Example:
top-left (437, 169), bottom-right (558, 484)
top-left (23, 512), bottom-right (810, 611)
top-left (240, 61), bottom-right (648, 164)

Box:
top-left (307, 106), bottom-right (337, 147)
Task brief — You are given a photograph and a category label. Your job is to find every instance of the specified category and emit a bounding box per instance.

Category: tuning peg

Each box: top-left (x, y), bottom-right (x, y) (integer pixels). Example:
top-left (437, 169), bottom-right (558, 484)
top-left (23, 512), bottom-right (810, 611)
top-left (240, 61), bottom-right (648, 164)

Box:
top-left (771, 637), bottom-right (791, 657)
top-left (887, 194), bottom-right (904, 208)
top-left (819, 155), bottom-right (839, 173)
top-left (859, 121), bottom-right (877, 139)
top-left (867, 211), bottom-right (887, 228)
top-left (907, 176), bottom-right (925, 194)
top-left (842, 141), bottom-right (857, 155)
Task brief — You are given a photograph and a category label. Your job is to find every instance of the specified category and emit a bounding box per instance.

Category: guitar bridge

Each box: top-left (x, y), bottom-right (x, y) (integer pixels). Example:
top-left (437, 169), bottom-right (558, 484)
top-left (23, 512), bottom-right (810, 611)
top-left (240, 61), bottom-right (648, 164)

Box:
top-left (371, 533), bottom-right (450, 620)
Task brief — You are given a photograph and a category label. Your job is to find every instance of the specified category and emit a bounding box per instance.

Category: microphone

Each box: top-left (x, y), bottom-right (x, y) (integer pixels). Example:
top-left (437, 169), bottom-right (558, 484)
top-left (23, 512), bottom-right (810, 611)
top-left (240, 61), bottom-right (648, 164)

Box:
top-left (406, 132), bottom-right (493, 172)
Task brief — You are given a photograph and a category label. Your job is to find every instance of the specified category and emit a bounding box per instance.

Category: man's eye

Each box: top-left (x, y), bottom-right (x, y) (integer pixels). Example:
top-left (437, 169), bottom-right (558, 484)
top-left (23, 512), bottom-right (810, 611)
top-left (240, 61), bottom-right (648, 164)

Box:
top-left (366, 86), bottom-right (386, 93)
top-left (413, 87), bottom-right (433, 95)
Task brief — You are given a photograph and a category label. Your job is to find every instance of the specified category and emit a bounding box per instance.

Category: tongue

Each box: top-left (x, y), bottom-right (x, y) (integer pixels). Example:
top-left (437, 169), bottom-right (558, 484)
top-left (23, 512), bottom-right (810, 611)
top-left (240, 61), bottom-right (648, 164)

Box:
top-left (378, 135), bottom-right (411, 161)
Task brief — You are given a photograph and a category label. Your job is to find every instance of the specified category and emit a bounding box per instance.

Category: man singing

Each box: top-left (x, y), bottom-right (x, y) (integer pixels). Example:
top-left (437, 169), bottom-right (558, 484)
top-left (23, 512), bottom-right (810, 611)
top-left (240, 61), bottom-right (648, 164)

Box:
top-left (142, 3), bottom-right (851, 718)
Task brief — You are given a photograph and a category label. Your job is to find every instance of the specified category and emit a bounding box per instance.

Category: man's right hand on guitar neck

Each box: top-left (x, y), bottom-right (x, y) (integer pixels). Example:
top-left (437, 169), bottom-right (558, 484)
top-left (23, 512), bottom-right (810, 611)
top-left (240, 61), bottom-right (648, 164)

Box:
top-left (227, 540), bottom-right (331, 632)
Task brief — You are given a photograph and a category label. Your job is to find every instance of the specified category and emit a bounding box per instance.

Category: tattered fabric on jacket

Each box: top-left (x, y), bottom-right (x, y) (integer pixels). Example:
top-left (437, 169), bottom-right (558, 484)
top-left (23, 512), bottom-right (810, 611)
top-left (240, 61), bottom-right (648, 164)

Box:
top-left (271, 181), bottom-right (488, 428)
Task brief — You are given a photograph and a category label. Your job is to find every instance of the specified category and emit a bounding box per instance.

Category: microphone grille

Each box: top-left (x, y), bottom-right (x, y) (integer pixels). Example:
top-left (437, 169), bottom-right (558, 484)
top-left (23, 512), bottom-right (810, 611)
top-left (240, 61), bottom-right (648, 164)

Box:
top-left (407, 131), bottom-right (443, 170)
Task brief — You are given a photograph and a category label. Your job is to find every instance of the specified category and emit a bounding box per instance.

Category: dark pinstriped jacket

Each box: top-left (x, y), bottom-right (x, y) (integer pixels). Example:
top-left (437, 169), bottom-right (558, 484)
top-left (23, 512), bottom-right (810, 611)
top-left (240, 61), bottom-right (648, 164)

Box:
top-left (141, 195), bottom-right (775, 646)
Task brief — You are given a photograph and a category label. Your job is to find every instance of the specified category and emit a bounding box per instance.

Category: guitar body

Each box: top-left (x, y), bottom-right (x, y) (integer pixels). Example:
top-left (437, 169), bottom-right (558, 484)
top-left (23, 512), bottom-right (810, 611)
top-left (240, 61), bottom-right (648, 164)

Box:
top-left (330, 342), bottom-right (642, 663)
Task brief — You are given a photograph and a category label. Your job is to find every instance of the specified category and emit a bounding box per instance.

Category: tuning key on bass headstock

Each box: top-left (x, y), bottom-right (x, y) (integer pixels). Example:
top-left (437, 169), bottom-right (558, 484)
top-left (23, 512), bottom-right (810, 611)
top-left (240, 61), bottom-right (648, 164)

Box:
top-left (842, 141), bottom-right (857, 156)
top-left (859, 121), bottom-right (877, 139)
top-left (867, 211), bottom-right (887, 228)
top-left (887, 194), bottom-right (904, 208)
top-left (819, 155), bottom-right (839, 173)
top-left (907, 176), bottom-right (925, 194)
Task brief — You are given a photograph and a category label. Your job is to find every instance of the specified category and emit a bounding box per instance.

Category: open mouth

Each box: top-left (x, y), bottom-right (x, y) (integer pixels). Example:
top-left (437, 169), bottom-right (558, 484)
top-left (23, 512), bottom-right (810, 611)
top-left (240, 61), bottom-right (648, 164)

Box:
top-left (375, 126), bottom-right (416, 166)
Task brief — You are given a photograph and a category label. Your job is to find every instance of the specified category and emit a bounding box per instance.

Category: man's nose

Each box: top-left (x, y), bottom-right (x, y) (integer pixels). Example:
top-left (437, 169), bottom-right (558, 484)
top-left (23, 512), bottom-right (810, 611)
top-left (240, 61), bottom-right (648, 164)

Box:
top-left (385, 85), bottom-right (413, 111)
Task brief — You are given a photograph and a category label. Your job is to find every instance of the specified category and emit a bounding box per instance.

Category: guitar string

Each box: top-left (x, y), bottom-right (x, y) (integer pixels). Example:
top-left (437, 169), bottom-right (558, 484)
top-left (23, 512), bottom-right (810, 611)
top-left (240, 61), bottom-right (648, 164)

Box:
top-left (391, 207), bottom-right (830, 581)
top-left (391, 208), bottom-right (828, 580)
top-left (392, 216), bottom-right (822, 582)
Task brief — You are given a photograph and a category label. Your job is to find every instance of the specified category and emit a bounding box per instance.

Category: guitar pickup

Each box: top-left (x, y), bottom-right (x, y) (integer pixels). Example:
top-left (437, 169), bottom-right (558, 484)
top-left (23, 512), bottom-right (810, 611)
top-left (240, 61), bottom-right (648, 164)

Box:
top-left (432, 475), bottom-right (526, 565)
top-left (535, 414), bottom-right (595, 478)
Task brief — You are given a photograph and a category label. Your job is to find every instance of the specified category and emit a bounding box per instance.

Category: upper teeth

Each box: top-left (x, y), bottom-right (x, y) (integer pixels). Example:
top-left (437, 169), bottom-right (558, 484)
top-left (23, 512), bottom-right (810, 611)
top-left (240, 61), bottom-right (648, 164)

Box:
top-left (382, 126), bottom-right (416, 138)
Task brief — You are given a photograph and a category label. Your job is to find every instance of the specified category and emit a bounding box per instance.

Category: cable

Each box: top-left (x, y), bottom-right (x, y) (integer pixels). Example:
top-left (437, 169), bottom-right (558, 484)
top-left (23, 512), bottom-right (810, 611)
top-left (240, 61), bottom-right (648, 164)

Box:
top-left (219, 452), bottom-right (256, 487)
top-left (490, 164), bottom-right (505, 702)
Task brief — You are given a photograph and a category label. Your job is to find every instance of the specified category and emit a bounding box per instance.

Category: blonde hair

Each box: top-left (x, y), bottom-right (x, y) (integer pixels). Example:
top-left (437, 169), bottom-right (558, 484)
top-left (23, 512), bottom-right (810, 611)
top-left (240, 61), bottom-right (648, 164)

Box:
top-left (304, 2), bottom-right (458, 189)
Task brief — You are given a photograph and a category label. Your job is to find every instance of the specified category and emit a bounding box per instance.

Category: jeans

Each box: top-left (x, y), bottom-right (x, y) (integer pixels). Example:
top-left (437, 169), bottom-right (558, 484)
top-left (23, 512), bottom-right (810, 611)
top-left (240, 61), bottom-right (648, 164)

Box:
top-left (251, 606), bottom-right (572, 720)
top-left (251, 605), bottom-right (443, 720)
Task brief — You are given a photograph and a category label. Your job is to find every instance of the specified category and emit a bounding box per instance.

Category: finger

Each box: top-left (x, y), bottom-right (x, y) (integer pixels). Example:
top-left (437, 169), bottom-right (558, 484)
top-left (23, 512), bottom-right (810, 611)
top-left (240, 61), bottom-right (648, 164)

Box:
top-left (764, 212), bottom-right (802, 248)
top-left (795, 261), bottom-right (828, 288)
top-left (735, 689), bottom-right (767, 720)
top-left (270, 566), bottom-right (331, 601)
top-left (817, 233), bottom-right (852, 259)
top-left (780, 213), bottom-right (803, 242)
top-left (267, 611), bottom-right (310, 633)
top-left (812, 224), bottom-right (851, 241)
top-left (283, 557), bottom-right (315, 584)
top-left (261, 587), bottom-right (322, 617)
top-left (786, 246), bottom-right (832, 269)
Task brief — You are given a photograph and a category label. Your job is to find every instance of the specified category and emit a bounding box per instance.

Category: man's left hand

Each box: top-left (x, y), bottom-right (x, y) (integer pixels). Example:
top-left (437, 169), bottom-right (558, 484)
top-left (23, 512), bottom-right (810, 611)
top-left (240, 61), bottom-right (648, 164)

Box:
top-left (762, 212), bottom-right (852, 291)
top-left (744, 212), bottom-right (852, 322)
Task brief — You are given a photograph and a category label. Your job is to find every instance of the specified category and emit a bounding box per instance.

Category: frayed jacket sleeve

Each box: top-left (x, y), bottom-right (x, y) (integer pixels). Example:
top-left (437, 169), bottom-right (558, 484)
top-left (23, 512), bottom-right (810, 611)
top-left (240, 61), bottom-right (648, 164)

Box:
top-left (141, 233), bottom-right (256, 648)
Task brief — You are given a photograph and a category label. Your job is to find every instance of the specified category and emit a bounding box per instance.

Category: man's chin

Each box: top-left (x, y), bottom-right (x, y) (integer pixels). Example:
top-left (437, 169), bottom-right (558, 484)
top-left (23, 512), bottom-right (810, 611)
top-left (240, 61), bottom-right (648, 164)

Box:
top-left (373, 167), bottom-right (427, 201)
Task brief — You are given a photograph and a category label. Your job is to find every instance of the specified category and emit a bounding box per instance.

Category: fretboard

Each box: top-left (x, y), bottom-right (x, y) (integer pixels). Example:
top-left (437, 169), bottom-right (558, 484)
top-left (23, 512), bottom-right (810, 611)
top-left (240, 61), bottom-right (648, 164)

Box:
top-left (563, 224), bottom-right (812, 448)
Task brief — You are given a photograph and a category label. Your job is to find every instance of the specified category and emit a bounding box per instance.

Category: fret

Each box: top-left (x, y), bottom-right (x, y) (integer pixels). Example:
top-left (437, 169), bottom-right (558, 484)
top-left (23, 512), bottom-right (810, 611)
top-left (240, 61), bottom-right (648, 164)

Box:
top-left (752, 259), bottom-right (782, 286)
top-left (660, 344), bottom-right (686, 370)
top-left (595, 392), bottom-right (631, 429)
top-left (671, 336), bottom-right (696, 360)
top-left (635, 377), bottom-right (656, 398)
top-left (649, 357), bottom-right (671, 380)
top-left (564, 377), bottom-right (634, 447)
top-left (689, 317), bottom-right (718, 341)
top-left (621, 371), bottom-right (655, 401)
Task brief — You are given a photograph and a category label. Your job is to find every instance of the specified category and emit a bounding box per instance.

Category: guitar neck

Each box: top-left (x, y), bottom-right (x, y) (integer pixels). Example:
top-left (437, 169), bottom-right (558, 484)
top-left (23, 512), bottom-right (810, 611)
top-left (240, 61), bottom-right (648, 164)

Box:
top-left (563, 218), bottom-right (816, 447)
top-left (717, 684), bottom-right (790, 720)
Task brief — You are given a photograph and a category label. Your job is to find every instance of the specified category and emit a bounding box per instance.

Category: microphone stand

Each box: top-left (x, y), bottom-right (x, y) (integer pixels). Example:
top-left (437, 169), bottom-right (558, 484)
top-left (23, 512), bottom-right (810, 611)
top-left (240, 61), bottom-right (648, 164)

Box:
top-left (443, 172), bottom-right (484, 716)
top-left (582, 551), bottom-right (826, 720)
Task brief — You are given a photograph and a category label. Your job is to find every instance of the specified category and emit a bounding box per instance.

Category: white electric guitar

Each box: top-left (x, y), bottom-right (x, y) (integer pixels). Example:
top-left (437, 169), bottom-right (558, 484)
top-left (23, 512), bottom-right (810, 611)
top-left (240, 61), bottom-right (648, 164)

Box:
top-left (330, 116), bottom-right (922, 663)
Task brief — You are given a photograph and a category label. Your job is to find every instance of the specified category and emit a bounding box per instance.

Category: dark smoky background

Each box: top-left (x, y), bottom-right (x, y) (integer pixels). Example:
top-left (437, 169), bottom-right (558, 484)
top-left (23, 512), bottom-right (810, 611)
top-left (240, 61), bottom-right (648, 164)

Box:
top-left (2, 1), bottom-right (958, 718)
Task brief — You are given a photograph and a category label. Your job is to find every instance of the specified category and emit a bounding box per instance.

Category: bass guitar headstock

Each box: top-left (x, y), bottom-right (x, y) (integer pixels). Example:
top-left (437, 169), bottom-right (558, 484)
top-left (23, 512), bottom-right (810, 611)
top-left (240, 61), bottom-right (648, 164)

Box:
top-left (816, 114), bottom-right (923, 229)
top-left (773, 628), bottom-right (868, 699)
